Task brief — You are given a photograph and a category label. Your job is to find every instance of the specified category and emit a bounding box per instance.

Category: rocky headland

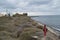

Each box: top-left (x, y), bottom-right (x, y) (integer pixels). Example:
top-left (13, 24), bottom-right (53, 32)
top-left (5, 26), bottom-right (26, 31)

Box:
top-left (0, 13), bottom-right (60, 40)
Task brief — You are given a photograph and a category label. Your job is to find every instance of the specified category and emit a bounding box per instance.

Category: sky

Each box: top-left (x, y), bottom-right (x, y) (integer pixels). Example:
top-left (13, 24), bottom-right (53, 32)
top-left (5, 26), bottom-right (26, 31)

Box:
top-left (0, 0), bottom-right (60, 16)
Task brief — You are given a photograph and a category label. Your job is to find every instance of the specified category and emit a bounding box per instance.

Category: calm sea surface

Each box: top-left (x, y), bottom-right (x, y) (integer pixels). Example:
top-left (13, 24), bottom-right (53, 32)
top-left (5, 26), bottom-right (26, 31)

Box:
top-left (31, 15), bottom-right (60, 32)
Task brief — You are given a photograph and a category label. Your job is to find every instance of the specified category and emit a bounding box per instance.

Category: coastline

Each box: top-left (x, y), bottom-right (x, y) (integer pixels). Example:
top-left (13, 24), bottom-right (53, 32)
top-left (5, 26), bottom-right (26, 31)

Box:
top-left (37, 22), bottom-right (60, 36)
top-left (32, 19), bottom-right (60, 40)
top-left (32, 18), bottom-right (60, 36)
top-left (0, 14), bottom-right (60, 40)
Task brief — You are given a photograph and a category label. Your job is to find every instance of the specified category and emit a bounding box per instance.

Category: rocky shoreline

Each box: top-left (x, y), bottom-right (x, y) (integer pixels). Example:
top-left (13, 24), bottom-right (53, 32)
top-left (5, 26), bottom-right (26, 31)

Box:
top-left (33, 20), bottom-right (60, 40)
top-left (0, 13), bottom-right (60, 40)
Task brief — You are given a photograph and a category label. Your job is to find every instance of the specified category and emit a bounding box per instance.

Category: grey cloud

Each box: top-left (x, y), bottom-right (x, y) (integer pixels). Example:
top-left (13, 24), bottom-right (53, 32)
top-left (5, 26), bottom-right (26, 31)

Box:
top-left (28, 0), bottom-right (51, 6)
top-left (0, 0), bottom-right (17, 9)
top-left (0, 0), bottom-right (60, 15)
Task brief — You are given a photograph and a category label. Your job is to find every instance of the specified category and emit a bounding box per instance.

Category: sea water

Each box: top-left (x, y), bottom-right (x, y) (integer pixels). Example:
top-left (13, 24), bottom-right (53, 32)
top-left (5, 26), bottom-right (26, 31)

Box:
top-left (31, 15), bottom-right (60, 32)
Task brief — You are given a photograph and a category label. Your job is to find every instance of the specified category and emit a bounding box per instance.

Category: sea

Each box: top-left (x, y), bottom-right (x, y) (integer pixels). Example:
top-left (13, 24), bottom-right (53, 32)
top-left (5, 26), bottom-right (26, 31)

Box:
top-left (31, 15), bottom-right (60, 32)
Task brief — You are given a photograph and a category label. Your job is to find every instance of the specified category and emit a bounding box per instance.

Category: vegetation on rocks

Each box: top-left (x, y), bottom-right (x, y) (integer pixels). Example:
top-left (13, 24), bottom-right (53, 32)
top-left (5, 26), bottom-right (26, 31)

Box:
top-left (19, 28), bottom-right (43, 40)
top-left (0, 13), bottom-right (43, 40)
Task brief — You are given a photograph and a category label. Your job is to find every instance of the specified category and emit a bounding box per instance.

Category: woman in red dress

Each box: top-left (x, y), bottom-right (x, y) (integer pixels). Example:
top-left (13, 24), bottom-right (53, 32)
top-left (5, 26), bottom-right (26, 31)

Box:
top-left (43, 24), bottom-right (47, 36)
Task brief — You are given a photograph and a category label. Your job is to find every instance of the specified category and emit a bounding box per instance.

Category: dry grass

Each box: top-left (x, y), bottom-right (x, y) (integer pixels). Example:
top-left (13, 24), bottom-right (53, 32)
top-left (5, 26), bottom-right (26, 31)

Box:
top-left (0, 14), bottom-right (43, 40)
top-left (19, 28), bottom-right (43, 40)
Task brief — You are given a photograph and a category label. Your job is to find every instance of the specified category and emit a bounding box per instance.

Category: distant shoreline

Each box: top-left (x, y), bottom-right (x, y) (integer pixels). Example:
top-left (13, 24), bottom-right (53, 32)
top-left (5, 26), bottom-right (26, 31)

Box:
top-left (31, 15), bottom-right (60, 36)
top-left (32, 18), bottom-right (60, 36)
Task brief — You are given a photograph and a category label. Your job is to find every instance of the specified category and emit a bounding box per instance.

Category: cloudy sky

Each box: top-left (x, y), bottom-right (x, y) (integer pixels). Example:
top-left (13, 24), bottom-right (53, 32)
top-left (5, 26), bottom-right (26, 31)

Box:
top-left (0, 0), bottom-right (60, 15)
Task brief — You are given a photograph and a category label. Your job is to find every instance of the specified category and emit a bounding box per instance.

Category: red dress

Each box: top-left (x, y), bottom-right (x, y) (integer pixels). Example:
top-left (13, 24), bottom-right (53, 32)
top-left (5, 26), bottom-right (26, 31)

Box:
top-left (43, 25), bottom-right (47, 36)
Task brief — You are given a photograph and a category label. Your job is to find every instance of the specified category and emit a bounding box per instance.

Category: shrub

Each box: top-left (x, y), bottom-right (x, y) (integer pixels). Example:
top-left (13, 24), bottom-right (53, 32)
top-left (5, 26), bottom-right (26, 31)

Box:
top-left (0, 26), bottom-right (7, 31)
top-left (19, 28), bottom-right (42, 40)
